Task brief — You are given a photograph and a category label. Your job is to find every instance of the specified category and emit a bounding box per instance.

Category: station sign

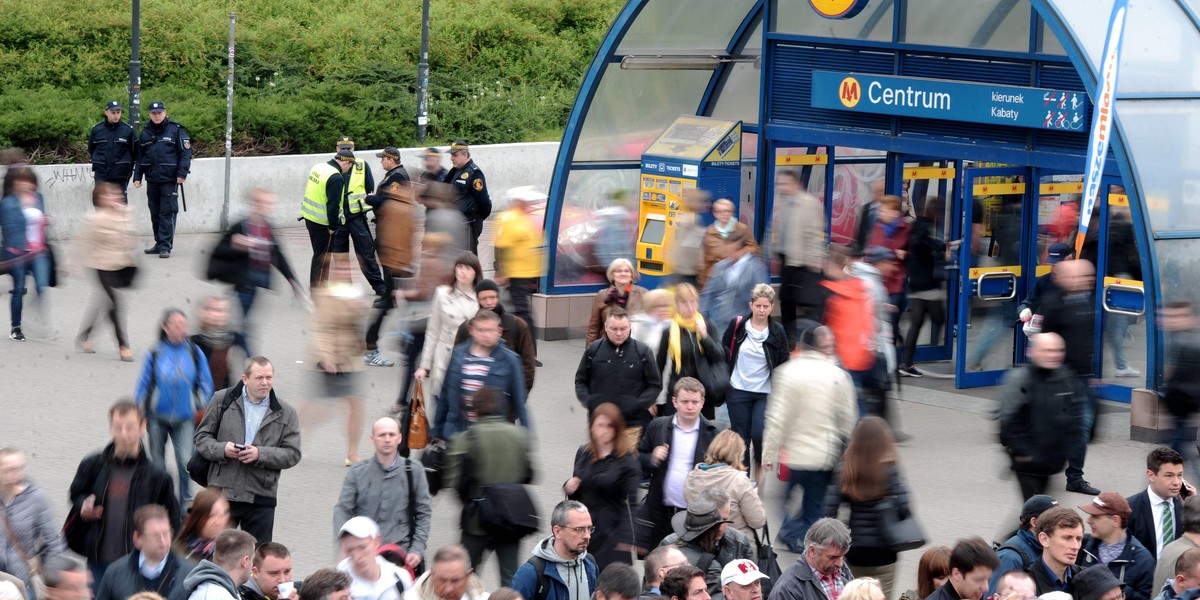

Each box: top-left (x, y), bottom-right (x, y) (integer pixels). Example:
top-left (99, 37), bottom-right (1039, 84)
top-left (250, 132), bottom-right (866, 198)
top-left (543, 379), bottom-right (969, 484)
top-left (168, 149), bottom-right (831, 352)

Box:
top-left (809, 0), bottom-right (871, 19)
top-left (811, 71), bottom-right (1090, 132)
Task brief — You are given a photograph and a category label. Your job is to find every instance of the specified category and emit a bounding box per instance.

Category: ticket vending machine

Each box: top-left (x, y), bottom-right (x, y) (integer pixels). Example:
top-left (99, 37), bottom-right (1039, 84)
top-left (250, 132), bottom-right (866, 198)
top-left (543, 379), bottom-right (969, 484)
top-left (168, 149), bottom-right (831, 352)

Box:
top-left (636, 116), bottom-right (742, 287)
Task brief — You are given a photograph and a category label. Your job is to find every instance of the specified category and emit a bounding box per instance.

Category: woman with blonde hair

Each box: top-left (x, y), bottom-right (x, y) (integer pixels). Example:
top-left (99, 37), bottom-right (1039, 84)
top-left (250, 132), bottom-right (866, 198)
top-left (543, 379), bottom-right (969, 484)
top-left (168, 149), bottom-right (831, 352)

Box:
top-left (585, 258), bottom-right (647, 344)
top-left (824, 416), bottom-right (916, 600)
top-left (683, 430), bottom-right (766, 548)
top-left (842, 578), bottom-right (886, 600)
top-left (721, 283), bottom-right (788, 481)
top-left (630, 288), bottom-right (673, 357)
top-left (564, 403), bottom-right (640, 570)
top-left (655, 283), bottom-right (725, 418)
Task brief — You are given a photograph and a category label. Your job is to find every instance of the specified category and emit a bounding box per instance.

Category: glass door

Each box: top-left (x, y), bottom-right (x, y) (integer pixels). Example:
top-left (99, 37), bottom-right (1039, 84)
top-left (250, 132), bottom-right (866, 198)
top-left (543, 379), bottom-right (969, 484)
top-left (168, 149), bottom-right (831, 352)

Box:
top-left (1093, 181), bottom-right (1148, 399)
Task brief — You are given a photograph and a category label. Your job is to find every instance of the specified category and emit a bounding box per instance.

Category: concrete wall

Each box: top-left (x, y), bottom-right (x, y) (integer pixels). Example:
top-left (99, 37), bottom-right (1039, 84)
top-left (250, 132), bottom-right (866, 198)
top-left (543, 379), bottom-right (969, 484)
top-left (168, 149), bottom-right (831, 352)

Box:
top-left (31, 141), bottom-right (560, 240)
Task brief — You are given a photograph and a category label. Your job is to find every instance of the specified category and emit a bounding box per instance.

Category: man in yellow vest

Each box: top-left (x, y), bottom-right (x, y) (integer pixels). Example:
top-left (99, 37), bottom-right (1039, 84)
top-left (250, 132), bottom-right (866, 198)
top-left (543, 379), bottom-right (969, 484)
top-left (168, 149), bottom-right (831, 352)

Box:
top-left (334, 136), bottom-right (387, 297)
top-left (301, 149), bottom-right (355, 289)
top-left (495, 185), bottom-right (546, 360)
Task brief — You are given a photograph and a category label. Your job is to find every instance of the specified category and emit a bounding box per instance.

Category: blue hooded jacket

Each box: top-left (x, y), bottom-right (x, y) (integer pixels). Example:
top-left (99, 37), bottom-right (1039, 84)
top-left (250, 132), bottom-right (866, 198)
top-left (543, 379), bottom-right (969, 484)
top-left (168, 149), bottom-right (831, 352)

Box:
top-left (134, 339), bottom-right (213, 420)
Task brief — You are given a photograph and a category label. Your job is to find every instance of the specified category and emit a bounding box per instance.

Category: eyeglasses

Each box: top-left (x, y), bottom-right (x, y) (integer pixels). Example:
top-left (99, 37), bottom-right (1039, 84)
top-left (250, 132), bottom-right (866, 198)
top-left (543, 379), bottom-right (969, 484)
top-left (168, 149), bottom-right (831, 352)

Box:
top-left (562, 525), bottom-right (596, 534)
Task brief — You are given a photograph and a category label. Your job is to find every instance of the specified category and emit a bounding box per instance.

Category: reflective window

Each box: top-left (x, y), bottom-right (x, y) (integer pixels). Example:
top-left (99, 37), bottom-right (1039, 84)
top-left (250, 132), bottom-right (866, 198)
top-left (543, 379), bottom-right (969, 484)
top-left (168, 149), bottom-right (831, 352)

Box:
top-left (1157, 238), bottom-right (1200, 304)
top-left (905, 0), bottom-right (1031, 52)
top-left (1116, 99), bottom-right (1200, 232)
top-left (773, 0), bottom-right (893, 41)
top-left (618, 0), bottom-right (757, 52)
top-left (550, 168), bottom-right (643, 288)
top-left (1113, 0), bottom-right (1200, 93)
top-left (829, 159), bottom-right (884, 246)
top-left (1042, 1), bottom-right (1110, 68)
top-left (709, 62), bottom-right (761, 124)
top-left (574, 65), bottom-right (714, 162)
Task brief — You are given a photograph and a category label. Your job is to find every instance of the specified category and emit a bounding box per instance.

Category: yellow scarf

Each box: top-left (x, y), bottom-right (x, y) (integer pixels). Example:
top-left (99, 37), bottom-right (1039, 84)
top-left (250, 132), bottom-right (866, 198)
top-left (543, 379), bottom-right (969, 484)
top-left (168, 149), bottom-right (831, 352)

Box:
top-left (668, 312), bottom-right (705, 374)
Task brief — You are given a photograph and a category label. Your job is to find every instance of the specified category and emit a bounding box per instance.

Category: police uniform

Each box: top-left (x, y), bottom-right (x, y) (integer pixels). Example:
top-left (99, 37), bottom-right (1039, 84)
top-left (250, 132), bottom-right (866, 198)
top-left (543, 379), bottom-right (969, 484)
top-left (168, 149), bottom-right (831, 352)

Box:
top-left (133, 101), bottom-right (192, 256)
top-left (87, 100), bottom-right (137, 199)
top-left (301, 154), bottom-right (350, 288)
top-left (333, 137), bottom-right (386, 296)
top-left (442, 141), bottom-right (491, 255)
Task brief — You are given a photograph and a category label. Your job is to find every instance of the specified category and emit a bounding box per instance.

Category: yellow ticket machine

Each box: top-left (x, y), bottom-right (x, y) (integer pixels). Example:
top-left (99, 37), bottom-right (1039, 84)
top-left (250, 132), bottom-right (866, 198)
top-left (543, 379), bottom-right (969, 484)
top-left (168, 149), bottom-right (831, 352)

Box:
top-left (636, 116), bottom-right (742, 287)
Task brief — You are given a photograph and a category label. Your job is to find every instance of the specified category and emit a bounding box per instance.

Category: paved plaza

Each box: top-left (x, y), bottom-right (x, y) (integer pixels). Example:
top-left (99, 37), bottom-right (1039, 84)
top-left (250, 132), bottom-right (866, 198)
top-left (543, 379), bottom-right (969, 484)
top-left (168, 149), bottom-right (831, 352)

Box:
top-left (0, 228), bottom-right (1166, 591)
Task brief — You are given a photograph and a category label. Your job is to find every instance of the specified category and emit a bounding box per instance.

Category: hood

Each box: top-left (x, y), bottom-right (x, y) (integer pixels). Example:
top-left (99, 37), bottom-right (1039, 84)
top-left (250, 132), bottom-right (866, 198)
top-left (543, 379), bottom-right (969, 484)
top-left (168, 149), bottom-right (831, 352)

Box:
top-left (532, 536), bottom-right (591, 600)
top-left (183, 559), bottom-right (239, 597)
top-left (822, 276), bottom-right (871, 301)
top-left (848, 262), bottom-right (882, 282)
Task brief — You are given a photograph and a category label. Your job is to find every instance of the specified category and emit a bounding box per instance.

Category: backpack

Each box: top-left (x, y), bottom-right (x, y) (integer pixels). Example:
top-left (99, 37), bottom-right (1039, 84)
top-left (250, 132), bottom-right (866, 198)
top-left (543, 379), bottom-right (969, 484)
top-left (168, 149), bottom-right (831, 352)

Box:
top-left (991, 538), bottom-right (1036, 569)
top-left (525, 554), bottom-right (597, 600)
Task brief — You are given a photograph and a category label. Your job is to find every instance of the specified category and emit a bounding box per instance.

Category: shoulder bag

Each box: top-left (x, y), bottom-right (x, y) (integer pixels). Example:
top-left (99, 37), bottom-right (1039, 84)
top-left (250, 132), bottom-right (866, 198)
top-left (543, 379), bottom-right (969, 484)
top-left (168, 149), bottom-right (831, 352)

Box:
top-left (878, 495), bottom-right (927, 552)
top-left (186, 390), bottom-right (238, 487)
top-left (408, 380), bottom-right (429, 450)
top-left (751, 521), bottom-right (782, 597)
top-left (467, 429), bottom-right (540, 540)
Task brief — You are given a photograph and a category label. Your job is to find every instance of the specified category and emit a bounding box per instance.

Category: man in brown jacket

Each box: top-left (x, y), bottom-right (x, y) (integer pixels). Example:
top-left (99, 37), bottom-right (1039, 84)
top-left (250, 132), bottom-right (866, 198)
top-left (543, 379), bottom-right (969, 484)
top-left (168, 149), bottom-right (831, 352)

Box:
top-left (364, 163), bottom-right (418, 368)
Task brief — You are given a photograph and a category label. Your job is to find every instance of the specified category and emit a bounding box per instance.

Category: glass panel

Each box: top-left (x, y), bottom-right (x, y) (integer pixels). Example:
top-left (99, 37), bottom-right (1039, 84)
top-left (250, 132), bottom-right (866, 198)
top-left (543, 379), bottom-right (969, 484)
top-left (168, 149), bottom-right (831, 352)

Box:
top-left (739, 132), bottom-right (759, 238)
top-left (829, 160), bottom-right (883, 246)
top-left (618, 0), bottom-right (757, 52)
top-left (1043, 0), bottom-right (1111, 68)
top-left (1115, 0), bottom-right (1200, 93)
top-left (709, 62), bottom-right (761, 124)
top-left (1097, 184), bottom-right (1149, 384)
top-left (905, 0), bottom-right (1031, 52)
top-left (575, 65), bottom-right (714, 162)
top-left (1157, 238), bottom-right (1200, 304)
top-left (741, 16), bottom-right (763, 54)
top-left (773, 0), bottom-right (893, 41)
top-left (1039, 20), bottom-right (1067, 55)
top-left (899, 160), bottom-right (958, 369)
top-left (1116, 99), bottom-right (1200, 232)
top-left (551, 168), bottom-right (643, 288)
top-left (1188, 0), bottom-right (1200, 19)
top-left (964, 173), bottom-right (1026, 372)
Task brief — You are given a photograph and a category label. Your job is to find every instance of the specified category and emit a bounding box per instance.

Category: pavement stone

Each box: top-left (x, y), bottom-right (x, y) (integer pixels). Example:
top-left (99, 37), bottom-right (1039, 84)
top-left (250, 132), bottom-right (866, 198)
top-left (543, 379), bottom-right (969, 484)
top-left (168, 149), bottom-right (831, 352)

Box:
top-left (0, 229), bottom-right (1163, 593)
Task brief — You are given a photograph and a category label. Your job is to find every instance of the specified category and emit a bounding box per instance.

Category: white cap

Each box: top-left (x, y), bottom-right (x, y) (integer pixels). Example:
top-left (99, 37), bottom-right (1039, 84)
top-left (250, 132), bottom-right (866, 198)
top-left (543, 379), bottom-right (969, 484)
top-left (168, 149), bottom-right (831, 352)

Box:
top-left (720, 559), bottom-right (770, 587)
top-left (506, 185), bottom-right (548, 203)
top-left (338, 516), bottom-right (380, 540)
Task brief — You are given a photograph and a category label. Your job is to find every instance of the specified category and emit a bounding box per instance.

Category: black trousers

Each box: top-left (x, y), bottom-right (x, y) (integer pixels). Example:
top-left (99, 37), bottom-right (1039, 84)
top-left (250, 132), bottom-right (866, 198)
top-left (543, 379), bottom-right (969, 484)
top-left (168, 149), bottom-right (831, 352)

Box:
top-left (902, 297), bottom-right (946, 367)
top-left (468, 219), bottom-right (483, 256)
top-left (779, 263), bottom-right (822, 342)
top-left (338, 216), bottom-right (386, 295)
top-left (229, 500), bottom-right (276, 543)
top-left (508, 277), bottom-right (538, 353)
top-left (1014, 470), bottom-right (1050, 501)
top-left (146, 182), bottom-right (179, 251)
top-left (461, 533), bottom-right (520, 587)
top-left (305, 219), bottom-right (334, 289)
top-left (78, 269), bottom-right (127, 347)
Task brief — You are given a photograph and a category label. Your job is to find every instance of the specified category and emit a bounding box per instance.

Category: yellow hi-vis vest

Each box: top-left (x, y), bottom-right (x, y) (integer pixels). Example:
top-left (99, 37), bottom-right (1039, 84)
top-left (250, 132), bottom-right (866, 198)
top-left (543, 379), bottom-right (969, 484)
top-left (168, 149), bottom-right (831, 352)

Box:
top-left (302, 162), bottom-right (341, 225)
top-left (346, 159), bottom-right (368, 214)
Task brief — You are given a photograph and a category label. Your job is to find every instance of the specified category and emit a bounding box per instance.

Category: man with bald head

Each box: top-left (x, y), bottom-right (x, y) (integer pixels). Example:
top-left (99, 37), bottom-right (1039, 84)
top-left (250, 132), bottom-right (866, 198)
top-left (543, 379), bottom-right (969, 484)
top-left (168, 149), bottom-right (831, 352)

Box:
top-left (1039, 259), bottom-right (1102, 495)
top-left (999, 332), bottom-right (1091, 500)
top-left (335, 417), bottom-right (432, 570)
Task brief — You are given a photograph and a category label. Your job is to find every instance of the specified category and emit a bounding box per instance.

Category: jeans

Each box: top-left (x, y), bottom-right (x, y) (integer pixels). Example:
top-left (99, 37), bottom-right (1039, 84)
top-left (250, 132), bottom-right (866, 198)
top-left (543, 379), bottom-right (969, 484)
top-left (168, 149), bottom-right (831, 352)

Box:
top-left (726, 388), bottom-right (767, 466)
top-left (462, 533), bottom-right (520, 587)
top-left (147, 416), bottom-right (195, 507)
top-left (1065, 380), bottom-right (1097, 483)
top-left (847, 369), bottom-right (870, 419)
top-left (967, 302), bottom-right (1018, 368)
top-left (778, 468), bottom-right (832, 551)
top-left (1106, 313), bottom-right (1133, 370)
top-left (9, 253), bottom-right (50, 328)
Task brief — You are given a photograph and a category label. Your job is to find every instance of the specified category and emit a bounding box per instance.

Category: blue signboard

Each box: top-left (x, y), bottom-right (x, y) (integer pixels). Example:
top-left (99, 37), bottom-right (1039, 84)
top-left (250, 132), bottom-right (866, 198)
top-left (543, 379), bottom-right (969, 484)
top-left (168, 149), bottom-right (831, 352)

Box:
top-left (811, 71), bottom-right (1089, 132)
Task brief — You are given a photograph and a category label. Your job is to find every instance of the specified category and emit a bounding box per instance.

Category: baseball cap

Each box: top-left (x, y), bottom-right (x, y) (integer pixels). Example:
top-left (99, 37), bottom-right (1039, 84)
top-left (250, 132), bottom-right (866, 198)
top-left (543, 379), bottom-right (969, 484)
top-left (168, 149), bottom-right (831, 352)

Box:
top-left (338, 516), bottom-right (380, 539)
top-left (105, 100), bottom-right (123, 111)
top-left (376, 147), bottom-right (401, 161)
top-left (449, 140), bottom-right (469, 154)
top-left (720, 559), bottom-right (770, 587)
top-left (1046, 243), bottom-right (1075, 264)
top-left (422, 147), bottom-right (442, 158)
top-left (507, 185), bottom-right (547, 203)
top-left (148, 101), bottom-right (166, 112)
top-left (336, 149), bottom-right (355, 161)
top-left (1020, 495), bottom-right (1059, 520)
top-left (336, 136), bottom-right (355, 150)
top-left (671, 500), bottom-right (733, 543)
top-left (1073, 564), bottom-right (1125, 600)
top-left (1079, 492), bottom-right (1132, 522)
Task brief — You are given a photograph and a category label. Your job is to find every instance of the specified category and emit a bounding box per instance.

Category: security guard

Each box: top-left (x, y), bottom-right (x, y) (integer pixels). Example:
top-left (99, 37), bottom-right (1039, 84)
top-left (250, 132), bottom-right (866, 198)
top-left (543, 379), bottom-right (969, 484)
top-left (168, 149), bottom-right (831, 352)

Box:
top-left (334, 136), bottom-right (386, 296)
top-left (301, 149), bottom-right (355, 289)
top-left (133, 101), bottom-right (192, 258)
top-left (420, 147), bottom-right (446, 182)
top-left (87, 100), bottom-right (137, 201)
top-left (442, 140), bottom-right (491, 255)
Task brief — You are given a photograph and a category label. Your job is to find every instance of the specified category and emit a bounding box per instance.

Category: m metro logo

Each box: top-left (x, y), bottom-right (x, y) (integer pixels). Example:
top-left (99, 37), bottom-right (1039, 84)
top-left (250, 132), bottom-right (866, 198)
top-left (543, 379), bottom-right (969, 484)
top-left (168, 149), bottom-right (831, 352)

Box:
top-left (839, 77), bottom-right (862, 108)
top-left (810, 0), bottom-right (870, 19)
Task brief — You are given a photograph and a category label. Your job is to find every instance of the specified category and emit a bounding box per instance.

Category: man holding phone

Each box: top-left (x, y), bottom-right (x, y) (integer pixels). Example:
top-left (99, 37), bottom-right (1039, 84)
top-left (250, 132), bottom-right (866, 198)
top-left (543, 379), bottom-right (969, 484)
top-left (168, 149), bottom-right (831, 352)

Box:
top-left (194, 356), bottom-right (302, 543)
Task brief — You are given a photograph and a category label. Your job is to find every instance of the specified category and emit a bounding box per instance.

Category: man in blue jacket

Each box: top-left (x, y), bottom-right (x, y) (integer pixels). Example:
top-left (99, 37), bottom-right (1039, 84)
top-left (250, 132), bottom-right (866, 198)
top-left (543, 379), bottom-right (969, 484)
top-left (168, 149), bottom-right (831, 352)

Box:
top-left (1077, 492), bottom-right (1156, 600)
top-left (432, 309), bottom-right (529, 441)
top-left (88, 100), bottom-right (136, 201)
top-left (989, 495), bottom-right (1060, 595)
top-left (511, 501), bottom-right (598, 600)
top-left (133, 101), bottom-right (192, 258)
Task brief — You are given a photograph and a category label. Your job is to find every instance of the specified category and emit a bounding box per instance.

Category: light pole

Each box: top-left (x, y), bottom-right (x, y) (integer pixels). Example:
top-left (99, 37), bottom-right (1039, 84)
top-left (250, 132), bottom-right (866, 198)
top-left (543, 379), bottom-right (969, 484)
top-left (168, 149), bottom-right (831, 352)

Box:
top-left (128, 0), bottom-right (142, 131)
top-left (417, 0), bottom-right (430, 142)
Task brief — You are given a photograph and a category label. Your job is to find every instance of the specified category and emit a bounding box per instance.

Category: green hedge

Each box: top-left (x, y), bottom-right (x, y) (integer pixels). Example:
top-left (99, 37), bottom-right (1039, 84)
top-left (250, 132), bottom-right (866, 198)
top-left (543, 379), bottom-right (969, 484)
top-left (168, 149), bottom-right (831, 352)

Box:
top-left (0, 0), bottom-right (623, 163)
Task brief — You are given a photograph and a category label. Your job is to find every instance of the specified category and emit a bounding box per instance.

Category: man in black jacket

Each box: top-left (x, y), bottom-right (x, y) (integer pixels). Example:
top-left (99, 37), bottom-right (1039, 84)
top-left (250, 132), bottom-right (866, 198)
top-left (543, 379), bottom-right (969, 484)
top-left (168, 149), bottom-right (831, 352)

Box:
top-left (1127, 447), bottom-right (1188, 560)
top-left (637, 378), bottom-right (722, 552)
top-left (925, 537), bottom-right (999, 600)
top-left (576, 307), bottom-right (661, 432)
top-left (1077, 492), bottom-right (1155, 600)
top-left (132, 101), bottom-right (192, 258)
top-left (87, 100), bottom-right (136, 201)
top-left (998, 332), bottom-right (1090, 500)
top-left (95, 505), bottom-right (187, 600)
top-left (67, 400), bottom-right (180, 589)
top-left (1026, 507), bottom-right (1085, 595)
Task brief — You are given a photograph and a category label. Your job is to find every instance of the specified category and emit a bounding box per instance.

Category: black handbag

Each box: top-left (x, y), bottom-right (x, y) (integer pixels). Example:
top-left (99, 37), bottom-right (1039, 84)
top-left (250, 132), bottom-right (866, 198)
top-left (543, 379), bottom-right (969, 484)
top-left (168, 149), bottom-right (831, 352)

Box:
top-left (752, 522), bottom-right (782, 598)
top-left (878, 496), bottom-right (926, 551)
top-left (187, 392), bottom-right (237, 487)
top-left (473, 482), bottom-right (540, 540)
top-left (421, 444), bottom-right (446, 496)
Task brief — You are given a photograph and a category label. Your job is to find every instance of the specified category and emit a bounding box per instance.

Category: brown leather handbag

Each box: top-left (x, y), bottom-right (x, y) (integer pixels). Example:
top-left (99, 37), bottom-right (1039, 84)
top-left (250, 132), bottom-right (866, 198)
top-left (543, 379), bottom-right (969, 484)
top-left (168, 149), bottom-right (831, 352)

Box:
top-left (407, 380), bottom-right (429, 449)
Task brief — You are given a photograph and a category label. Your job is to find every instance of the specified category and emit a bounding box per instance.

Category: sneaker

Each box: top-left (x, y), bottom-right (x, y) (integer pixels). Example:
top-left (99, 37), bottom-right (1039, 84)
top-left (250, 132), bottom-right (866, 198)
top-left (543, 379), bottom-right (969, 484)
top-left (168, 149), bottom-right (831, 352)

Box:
top-left (364, 349), bottom-right (395, 367)
top-left (9, 327), bottom-right (23, 341)
top-left (898, 365), bottom-right (923, 378)
top-left (1067, 480), bottom-right (1101, 495)
top-left (1114, 367), bottom-right (1142, 378)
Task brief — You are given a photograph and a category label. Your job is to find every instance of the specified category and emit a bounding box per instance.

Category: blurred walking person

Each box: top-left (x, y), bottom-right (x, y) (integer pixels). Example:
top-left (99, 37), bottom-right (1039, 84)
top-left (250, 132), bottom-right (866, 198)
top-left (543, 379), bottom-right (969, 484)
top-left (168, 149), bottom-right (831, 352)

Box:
top-left (0, 447), bottom-right (66, 596)
top-left (766, 170), bottom-right (826, 343)
top-left (495, 186), bottom-right (546, 357)
top-left (307, 254), bottom-right (369, 465)
top-left (899, 199), bottom-right (952, 378)
top-left (363, 174), bottom-right (419, 367)
top-left (1, 166), bottom-right (53, 342)
top-left (414, 252), bottom-right (481, 411)
top-left (73, 181), bottom-right (136, 361)
top-left (700, 231), bottom-right (768, 331)
top-left (699, 198), bottom-right (758, 289)
top-left (1161, 300), bottom-right (1200, 476)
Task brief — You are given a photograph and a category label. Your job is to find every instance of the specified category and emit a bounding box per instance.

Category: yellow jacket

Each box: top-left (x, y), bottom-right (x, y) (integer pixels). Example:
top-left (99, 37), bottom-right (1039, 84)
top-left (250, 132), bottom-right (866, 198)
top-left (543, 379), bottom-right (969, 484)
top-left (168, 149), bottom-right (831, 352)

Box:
top-left (494, 208), bottom-right (544, 278)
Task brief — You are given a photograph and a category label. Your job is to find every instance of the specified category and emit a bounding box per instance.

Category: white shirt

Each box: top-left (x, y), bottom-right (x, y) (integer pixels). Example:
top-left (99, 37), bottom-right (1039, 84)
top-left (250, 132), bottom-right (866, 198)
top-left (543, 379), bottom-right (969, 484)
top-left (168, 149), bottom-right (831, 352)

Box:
top-left (731, 321), bottom-right (771, 394)
top-left (663, 416), bottom-right (700, 508)
top-left (1149, 486), bottom-right (1176, 558)
top-left (338, 556), bottom-right (414, 600)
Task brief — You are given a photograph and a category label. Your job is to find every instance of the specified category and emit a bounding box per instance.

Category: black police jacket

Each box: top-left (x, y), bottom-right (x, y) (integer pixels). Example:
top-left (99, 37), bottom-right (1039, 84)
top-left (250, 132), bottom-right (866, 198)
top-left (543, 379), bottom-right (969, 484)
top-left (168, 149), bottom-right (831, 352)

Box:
top-left (134, 119), bottom-right (192, 184)
top-left (443, 160), bottom-right (491, 221)
top-left (88, 120), bottom-right (137, 182)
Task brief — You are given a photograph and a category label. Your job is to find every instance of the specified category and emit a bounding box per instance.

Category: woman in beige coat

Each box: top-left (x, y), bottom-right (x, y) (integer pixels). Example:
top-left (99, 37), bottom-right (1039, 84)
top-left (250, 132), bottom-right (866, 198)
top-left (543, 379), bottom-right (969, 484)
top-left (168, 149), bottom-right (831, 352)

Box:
top-left (309, 253), bottom-right (368, 464)
top-left (684, 429), bottom-right (767, 551)
top-left (415, 252), bottom-right (482, 405)
top-left (73, 182), bottom-right (137, 361)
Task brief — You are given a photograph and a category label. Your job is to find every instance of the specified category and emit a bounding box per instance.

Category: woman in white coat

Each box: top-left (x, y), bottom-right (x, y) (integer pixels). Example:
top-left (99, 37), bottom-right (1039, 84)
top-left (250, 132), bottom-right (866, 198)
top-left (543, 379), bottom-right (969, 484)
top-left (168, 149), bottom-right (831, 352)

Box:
top-left (415, 252), bottom-right (482, 412)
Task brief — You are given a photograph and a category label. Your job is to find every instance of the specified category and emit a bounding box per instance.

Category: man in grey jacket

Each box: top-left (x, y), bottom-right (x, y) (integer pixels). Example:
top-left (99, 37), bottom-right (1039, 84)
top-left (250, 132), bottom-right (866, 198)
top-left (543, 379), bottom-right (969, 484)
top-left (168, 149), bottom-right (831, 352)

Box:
top-left (194, 357), bottom-right (302, 543)
top-left (184, 529), bottom-right (255, 600)
top-left (335, 417), bottom-right (432, 570)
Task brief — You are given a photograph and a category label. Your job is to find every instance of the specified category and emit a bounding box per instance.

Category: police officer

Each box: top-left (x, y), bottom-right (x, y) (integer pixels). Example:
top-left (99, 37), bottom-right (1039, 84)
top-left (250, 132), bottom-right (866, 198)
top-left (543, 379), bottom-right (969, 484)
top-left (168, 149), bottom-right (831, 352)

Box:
top-left (87, 100), bottom-right (136, 201)
top-left (442, 140), bottom-right (491, 255)
top-left (133, 101), bottom-right (191, 258)
top-left (334, 136), bottom-right (386, 297)
top-left (420, 147), bottom-right (446, 182)
top-left (301, 148), bottom-right (355, 289)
